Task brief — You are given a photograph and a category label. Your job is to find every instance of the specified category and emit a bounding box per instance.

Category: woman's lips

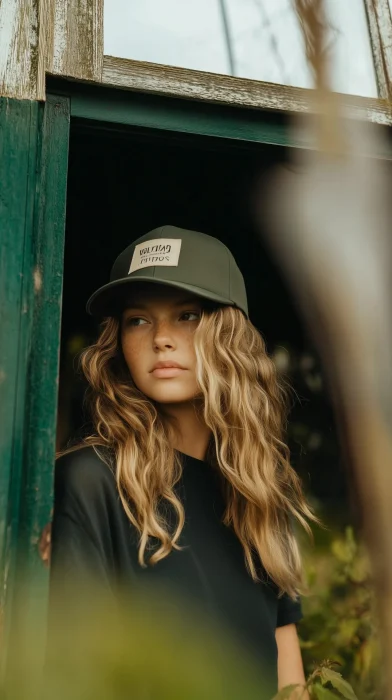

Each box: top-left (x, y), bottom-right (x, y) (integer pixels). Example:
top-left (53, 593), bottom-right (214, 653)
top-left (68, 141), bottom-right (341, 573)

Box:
top-left (151, 367), bottom-right (186, 378)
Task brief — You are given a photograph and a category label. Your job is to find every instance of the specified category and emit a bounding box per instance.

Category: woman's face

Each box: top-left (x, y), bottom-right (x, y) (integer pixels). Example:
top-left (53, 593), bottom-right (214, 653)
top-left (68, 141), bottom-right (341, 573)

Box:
top-left (120, 284), bottom-right (202, 405)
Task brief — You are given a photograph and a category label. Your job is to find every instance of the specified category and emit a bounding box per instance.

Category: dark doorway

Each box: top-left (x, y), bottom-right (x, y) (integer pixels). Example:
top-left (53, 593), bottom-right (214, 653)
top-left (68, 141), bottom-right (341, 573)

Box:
top-left (58, 120), bottom-right (348, 523)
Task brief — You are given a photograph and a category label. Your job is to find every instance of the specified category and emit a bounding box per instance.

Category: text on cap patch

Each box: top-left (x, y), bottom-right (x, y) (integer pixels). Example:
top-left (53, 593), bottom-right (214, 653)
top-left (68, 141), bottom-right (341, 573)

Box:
top-left (129, 238), bottom-right (182, 274)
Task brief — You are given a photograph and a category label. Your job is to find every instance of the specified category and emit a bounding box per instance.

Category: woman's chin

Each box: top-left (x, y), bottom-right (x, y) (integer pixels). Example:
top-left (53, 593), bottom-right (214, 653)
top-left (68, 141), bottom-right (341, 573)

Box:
top-left (138, 378), bottom-right (200, 406)
top-left (148, 390), bottom-right (200, 406)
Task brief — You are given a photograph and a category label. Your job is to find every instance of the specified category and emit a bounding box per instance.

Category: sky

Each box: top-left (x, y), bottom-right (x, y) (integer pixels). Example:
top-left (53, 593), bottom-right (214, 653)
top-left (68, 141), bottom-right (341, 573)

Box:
top-left (104, 0), bottom-right (378, 98)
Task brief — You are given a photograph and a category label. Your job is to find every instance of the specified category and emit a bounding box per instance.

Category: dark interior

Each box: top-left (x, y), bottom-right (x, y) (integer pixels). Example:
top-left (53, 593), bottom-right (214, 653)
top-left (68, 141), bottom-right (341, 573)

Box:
top-left (58, 119), bottom-right (350, 522)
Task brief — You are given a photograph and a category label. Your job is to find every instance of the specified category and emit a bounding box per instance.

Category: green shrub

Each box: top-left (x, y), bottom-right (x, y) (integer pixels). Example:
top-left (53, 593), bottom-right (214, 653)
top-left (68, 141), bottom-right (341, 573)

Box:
top-left (298, 527), bottom-right (383, 700)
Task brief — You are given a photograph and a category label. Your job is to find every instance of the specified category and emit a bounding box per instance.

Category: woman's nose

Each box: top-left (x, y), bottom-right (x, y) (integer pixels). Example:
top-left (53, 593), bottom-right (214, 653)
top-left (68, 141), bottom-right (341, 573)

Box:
top-left (153, 322), bottom-right (176, 351)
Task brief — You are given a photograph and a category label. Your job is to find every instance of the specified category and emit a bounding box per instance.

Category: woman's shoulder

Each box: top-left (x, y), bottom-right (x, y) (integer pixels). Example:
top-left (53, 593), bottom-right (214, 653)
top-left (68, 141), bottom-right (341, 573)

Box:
top-left (55, 444), bottom-right (116, 496)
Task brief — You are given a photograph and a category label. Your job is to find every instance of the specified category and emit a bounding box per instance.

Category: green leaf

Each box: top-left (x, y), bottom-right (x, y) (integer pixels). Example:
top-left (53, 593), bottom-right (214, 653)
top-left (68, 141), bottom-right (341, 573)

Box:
top-left (331, 540), bottom-right (351, 564)
top-left (320, 668), bottom-right (358, 700)
top-left (311, 684), bottom-right (339, 700)
top-left (300, 639), bottom-right (318, 649)
top-left (350, 553), bottom-right (369, 583)
top-left (335, 618), bottom-right (360, 646)
top-left (272, 684), bottom-right (303, 700)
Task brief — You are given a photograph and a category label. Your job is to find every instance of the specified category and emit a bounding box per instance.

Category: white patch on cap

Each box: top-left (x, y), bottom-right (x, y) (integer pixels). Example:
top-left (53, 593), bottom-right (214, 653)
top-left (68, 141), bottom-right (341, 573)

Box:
top-left (129, 238), bottom-right (182, 274)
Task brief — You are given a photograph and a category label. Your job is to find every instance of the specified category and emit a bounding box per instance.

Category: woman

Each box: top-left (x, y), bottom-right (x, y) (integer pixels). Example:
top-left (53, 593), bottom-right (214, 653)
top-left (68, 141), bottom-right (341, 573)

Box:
top-left (50, 224), bottom-right (316, 693)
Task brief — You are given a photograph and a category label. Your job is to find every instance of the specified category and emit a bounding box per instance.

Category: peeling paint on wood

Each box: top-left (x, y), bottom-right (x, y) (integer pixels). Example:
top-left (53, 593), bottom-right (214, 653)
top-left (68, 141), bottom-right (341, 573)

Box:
top-left (33, 267), bottom-right (42, 292)
top-left (0, 0), bottom-right (47, 99)
top-left (364, 0), bottom-right (392, 100)
top-left (102, 55), bottom-right (392, 127)
top-left (0, 0), bottom-right (389, 110)
top-left (48, 0), bottom-right (103, 81)
top-left (0, 0), bottom-right (103, 97)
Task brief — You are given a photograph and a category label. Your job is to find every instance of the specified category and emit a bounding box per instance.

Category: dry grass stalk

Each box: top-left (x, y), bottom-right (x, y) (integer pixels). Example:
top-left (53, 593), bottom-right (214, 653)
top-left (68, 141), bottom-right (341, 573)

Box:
top-left (293, 0), bottom-right (344, 154)
top-left (265, 3), bottom-right (392, 697)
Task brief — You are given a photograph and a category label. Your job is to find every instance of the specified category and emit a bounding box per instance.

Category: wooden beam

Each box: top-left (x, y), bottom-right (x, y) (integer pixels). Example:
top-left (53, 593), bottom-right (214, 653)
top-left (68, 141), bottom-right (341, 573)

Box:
top-left (101, 55), bottom-right (392, 127)
top-left (46, 0), bottom-right (103, 81)
top-left (364, 0), bottom-right (392, 100)
top-left (0, 0), bottom-right (48, 99)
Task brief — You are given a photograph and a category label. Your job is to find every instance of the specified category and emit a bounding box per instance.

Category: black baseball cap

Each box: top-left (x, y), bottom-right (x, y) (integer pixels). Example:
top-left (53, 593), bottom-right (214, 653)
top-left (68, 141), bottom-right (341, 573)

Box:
top-left (86, 225), bottom-right (248, 318)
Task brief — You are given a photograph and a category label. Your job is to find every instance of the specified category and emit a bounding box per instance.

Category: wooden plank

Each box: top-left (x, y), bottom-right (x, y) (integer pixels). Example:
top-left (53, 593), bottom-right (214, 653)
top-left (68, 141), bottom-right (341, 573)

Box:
top-left (364, 0), bottom-right (392, 100)
top-left (0, 97), bottom-right (40, 673)
top-left (0, 0), bottom-right (48, 100)
top-left (102, 55), bottom-right (392, 127)
top-left (373, 0), bottom-right (392, 98)
top-left (0, 94), bottom-right (70, 678)
top-left (47, 0), bottom-right (103, 81)
top-left (68, 82), bottom-right (392, 156)
top-left (364, 0), bottom-right (389, 98)
top-left (11, 94), bottom-right (70, 677)
top-left (16, 91), bottom-right (69, 594)
top-left (71, 84), bottom-right (292, 147)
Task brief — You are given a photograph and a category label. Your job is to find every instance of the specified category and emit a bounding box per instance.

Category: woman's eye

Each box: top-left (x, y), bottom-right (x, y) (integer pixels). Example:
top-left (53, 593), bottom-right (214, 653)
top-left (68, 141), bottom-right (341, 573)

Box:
top-left (180, 311), bottom-right (200, 322)
top-left (126, 317), bottom-right (148, 327)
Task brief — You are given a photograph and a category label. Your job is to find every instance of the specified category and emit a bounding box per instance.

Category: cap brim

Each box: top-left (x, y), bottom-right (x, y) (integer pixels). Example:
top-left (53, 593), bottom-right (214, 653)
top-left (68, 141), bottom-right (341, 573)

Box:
top-left (86, 276), bottom-right (248, 318)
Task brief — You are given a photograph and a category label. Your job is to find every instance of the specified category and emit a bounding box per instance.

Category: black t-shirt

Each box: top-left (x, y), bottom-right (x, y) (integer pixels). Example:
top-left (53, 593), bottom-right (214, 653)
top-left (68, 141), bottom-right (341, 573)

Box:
top-left (50, 446), bottom-right (302, 688)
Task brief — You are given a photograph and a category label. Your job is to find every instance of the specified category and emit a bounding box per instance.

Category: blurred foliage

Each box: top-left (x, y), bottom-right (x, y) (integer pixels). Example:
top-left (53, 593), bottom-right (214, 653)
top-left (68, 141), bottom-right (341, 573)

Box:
top-left (2, 586), bottom-right (276, 700)
top-left (272, 346), bottom-right (380, 696)
top-left (298, 527), bottom-right (383, 700)
top-left (1, 528), bottom-right (381, 700)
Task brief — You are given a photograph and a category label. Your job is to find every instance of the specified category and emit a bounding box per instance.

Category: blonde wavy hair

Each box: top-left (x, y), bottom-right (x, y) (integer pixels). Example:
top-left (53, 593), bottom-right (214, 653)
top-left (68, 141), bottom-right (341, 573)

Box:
top-left (63, 305), bottom-right (317, 599)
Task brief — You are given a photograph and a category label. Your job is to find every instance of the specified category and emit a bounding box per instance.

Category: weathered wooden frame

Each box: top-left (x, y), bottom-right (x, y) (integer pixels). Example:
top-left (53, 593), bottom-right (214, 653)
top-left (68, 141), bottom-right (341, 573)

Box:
top-left (364, 0), bottom-right (392, 100)
top-left (45, 0), bottom-right (103, 81)
top-left (1, 0), bottom-right (392, 122)
top-left (0, 0), bottom-right (48, 100)
top-left (45, 0), bottom-right (392, 120)
top-left (46, 0), bottom-right (392, 120)
top-left (100, 56), bottom-right (392, 127)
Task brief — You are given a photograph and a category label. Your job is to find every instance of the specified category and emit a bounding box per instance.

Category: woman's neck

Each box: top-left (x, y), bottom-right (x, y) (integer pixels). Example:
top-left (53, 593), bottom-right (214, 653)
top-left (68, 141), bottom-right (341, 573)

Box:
top-left (160, 400), bottom-right (211, 461)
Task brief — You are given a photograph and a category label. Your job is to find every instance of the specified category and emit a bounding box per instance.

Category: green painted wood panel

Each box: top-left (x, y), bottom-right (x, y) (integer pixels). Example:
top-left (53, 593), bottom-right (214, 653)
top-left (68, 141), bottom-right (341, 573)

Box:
top-left (69, 84), bottom-right (291, 147)
top-left (0, 95), bottom-right (70, 679)
top-left (0, 98), bottom-right (40, 638)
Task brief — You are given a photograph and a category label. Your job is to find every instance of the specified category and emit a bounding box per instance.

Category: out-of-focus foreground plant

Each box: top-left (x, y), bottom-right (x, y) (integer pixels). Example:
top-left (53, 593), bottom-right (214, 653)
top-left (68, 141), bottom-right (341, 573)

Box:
top-left (299, 527), bottom-right (383, 700)
top-left (1, 528), bottom-right (379, 700)
top-left (1, 584), bottom-right (274, 700)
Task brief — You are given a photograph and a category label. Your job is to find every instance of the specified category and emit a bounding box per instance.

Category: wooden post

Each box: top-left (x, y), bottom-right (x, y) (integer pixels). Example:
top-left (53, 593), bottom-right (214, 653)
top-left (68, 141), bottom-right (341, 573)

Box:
top-left (0, 94), bottom-right (70, 679)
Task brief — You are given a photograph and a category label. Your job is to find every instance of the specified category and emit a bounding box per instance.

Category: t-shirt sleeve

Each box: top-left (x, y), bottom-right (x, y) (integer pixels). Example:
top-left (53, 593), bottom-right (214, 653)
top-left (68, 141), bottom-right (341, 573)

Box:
top-left (47, 447), bottom-right (119, 668)
top-left (276, 592), bottom-right (303, 628)
top-left (50, 446), bottom-right (117, 591)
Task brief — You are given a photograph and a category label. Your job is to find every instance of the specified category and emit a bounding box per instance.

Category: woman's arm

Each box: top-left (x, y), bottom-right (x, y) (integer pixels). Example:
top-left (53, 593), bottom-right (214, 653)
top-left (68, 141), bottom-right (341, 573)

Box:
top-left (275, 623), bottom-right (308, 697)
